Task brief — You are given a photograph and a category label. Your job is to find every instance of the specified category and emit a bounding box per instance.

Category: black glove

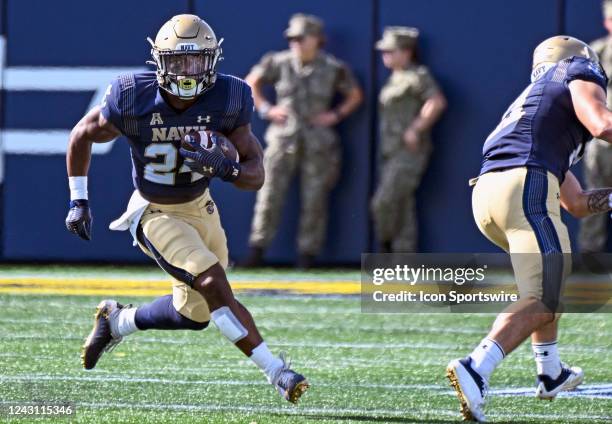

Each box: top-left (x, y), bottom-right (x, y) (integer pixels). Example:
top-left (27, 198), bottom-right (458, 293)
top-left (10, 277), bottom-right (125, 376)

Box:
top-left (180, 134), bottom-right (241, 182)
top-left (65, 199), bottom-right (92, 241)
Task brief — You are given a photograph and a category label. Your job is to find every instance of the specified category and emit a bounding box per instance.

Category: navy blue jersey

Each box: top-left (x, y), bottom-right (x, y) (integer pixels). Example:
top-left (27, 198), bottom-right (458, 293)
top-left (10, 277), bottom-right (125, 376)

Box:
top-left (100, 71), bottom-right (253, 200)
top-left (480, 57), bottom-right (607, 182)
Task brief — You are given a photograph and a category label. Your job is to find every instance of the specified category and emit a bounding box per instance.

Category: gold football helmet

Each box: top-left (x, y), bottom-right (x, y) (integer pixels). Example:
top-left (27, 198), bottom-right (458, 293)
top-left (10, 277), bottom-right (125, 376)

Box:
top-left (148, 14), bottom-right (223, 99)
top-left (532, 35), bottom-right (598, 69)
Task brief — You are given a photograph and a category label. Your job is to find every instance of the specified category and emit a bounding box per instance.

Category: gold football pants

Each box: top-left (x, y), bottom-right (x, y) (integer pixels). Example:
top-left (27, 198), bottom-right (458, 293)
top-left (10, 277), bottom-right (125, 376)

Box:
top-left (472, 167), bottom-right (571, 311)
top-left (137, 190), bottom-right (228, 323)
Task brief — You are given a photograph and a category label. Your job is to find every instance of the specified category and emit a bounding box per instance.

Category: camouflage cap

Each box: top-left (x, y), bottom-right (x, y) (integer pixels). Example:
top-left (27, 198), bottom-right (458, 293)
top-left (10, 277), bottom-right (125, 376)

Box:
top-left (284, 13), bottom-right (324, 38)
top-left (604, 0), bottom-right (612, 18)
top-left (375, 26), bottom-right (419, 51)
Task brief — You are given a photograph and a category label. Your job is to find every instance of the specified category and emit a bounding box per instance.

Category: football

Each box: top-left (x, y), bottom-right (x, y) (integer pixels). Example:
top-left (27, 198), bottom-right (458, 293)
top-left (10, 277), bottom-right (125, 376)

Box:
top-left (182, 130), bottom-right (240, 162)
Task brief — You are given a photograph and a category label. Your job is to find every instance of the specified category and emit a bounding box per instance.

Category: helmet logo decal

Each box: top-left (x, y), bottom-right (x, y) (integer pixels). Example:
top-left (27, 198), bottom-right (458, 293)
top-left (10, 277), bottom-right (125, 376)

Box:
top-left (177, 43), bottom-right (198, 51)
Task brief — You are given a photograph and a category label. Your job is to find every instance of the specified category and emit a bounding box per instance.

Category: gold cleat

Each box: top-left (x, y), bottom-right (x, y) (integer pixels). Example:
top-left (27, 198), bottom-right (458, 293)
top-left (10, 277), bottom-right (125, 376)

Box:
top-left (446, 366), bottom-right (474, 421)
top-left (288, 379), bottom-right (310, 404)
top-left (272, 353), bottom-right (310, 404)
top-left (446, 359), bottom-right (487, 422)
top-left (81, 300), bottom-right (124, 370)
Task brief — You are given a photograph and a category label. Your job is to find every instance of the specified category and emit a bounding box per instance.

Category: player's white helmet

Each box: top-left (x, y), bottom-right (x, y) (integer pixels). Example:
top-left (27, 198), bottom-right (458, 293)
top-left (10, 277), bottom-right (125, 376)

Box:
top-left (532, 35), bottom-right (598, 69)
top-left (148, 14), bottom-right (223, 99)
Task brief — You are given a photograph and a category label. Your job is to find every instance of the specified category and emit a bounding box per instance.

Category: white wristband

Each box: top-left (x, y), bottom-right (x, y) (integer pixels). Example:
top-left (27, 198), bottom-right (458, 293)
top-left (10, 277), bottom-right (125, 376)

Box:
top-left (69, 176), bottom-right (88, 200)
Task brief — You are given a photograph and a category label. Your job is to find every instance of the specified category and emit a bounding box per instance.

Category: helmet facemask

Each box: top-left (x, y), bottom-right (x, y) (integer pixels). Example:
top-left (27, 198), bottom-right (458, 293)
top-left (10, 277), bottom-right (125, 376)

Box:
top-left (148, 38), bottom-right (223, 100)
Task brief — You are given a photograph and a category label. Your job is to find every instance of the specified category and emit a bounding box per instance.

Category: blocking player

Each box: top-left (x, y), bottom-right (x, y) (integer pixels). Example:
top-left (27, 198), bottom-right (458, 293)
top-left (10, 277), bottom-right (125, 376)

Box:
top-left (447, 36), bottom-right (612, 421)
top-left (65, 14), bottom-right (309, 404)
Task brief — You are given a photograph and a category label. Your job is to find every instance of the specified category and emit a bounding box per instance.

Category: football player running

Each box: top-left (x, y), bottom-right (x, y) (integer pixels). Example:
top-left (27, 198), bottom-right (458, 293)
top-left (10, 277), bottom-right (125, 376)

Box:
top-left (447, 36), bottom-right (612, 422)
top-left (65, 15), bottom-right (309, 404)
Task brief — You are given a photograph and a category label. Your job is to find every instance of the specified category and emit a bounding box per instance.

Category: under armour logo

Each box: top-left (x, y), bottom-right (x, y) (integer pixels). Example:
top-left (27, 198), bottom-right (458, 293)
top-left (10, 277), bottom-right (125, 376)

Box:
top-left (150, 113), bottom-right (164, 126)
top-left (205, 200), bottom-right (215, 215)
top-left (202, 166), bottom-right (214, 174)
top-left (535, 351), bottom-right (549, 357)
top-left (197, 115), bottom-right (211, 124)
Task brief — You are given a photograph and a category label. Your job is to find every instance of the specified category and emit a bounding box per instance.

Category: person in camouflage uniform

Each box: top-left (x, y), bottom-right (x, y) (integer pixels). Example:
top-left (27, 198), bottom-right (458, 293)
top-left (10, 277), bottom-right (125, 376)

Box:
top-left (371, 27), bottom-right (447, 253)
top-left (244, 13), bottom-right (363, 268)
top-left (579, 0), bottom-right (612, 253)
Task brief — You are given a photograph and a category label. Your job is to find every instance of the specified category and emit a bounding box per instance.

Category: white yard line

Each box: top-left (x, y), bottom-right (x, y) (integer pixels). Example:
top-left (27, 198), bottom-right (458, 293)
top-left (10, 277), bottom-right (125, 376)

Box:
top-left (0, 357), bottom-right (552, 373)
top-left (1, 333), bottom-right (610, 354)
top-left (2, 374), bottom-right (611, 400)
top-left (491, 412), bottom-right (611, 421)
top-left (0, 334), bottom-right (463, 350)
top-left (0, 317), bottom-right (491, 335)
top-left (0, 298), bottom-right (478, 315)
top-left (0, 374), bottom-right (445, 391)
top-left (0, 318), bottom-right (606, 341)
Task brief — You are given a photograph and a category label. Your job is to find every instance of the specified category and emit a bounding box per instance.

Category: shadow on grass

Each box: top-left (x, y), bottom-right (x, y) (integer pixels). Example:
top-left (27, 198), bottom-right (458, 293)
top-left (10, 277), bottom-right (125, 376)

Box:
top-left (268, 411), bottom-right (461, 423)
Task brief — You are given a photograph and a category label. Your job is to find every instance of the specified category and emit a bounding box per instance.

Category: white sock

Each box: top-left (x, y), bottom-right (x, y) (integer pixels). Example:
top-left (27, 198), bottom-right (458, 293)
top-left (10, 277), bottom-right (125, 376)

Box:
top-left (115, 307), bottom-right (139, 337)
top-left (469, 338), bottom-right (505, 381)
top-left (532, 341), bottom-right (561, 378)
top-left (250, 342), bottom-right (283, 383)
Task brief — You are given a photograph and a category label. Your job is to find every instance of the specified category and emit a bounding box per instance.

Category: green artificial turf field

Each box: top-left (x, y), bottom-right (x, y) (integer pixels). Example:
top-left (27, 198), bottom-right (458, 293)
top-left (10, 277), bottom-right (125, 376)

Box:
top-left (0, 266), bottom-right (610, 423)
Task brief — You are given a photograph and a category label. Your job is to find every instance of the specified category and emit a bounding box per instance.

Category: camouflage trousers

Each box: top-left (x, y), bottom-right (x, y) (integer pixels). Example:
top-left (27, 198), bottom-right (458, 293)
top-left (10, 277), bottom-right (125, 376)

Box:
top-left (371, 147), bottom-right (430, 252)
top-left (249, 130), bottom-right (341, 255)
top-left (579, 139), bottom-right (612, 252)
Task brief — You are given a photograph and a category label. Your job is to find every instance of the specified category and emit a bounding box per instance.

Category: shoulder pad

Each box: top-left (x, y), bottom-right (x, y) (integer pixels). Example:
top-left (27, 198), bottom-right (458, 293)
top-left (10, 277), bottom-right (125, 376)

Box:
top-left (565, 57), bottom-right (608, 90)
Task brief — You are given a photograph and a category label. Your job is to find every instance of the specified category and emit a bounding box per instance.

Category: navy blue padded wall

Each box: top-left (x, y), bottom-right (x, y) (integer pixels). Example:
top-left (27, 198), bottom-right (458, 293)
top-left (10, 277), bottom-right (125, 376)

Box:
top-left (3, 0), bottom-right (190, 261)
top-left (565, 0), bottom-right (607, 43)
top-left (1, 0), bottom-right (607, 262)
top-left (564, 0), bottom-right (612, 250)
top-left (0, 0), bottom-right (5, 257)
top-left (378, 0), bottom-right (560, 252)
top-left (197, 0), bottom-right (373, 263)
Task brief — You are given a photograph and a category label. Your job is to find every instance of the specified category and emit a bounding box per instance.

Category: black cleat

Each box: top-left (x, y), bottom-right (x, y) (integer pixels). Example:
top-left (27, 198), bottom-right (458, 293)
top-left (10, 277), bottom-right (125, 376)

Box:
top-left (81, 299), bottom-right (125, 370)
top-left (535, 364), bottom-right (584, 400)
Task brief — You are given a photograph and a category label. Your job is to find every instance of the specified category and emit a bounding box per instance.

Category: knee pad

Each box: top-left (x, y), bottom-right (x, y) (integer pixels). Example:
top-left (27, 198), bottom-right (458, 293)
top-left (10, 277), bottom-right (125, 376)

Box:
top-left (210, 306), bottom-right (248, 343)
